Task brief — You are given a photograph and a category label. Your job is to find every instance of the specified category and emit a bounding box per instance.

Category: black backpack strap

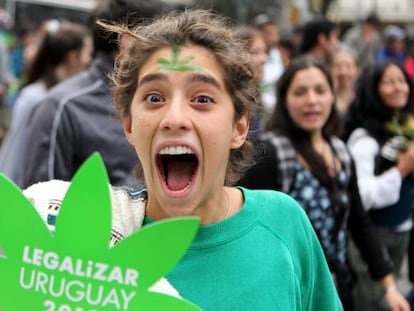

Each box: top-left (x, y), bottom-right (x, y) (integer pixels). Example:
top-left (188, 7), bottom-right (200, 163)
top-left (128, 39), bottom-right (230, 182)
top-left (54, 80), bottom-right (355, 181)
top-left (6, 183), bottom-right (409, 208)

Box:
top-left (260, 132), bottom-right (297, 193)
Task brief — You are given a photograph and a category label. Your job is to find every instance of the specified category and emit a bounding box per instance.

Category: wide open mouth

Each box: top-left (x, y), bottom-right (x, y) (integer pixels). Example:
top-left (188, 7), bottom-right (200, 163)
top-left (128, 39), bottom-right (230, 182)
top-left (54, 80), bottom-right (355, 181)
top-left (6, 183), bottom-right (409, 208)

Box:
top-left (157, 146), bottom-right (199, 192)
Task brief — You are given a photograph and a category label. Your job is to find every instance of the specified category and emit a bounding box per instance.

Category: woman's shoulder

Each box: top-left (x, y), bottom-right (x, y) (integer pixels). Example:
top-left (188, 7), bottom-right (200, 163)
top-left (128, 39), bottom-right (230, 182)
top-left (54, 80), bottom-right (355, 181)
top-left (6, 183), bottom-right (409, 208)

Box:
top-left (14, 82), bottom-right (47, 105)
top-left (260, 131), bottom-right (292, 146)
top-left (258, 131), bottom-right (296, 161)
top-left (347, 128), bottom-right (369, 139)
top-left (241, 187), bottom-right (321, 246)
top-left (19, 81), bottom-right (47, 97)
top-left (23, 180), bottom-right (147, 238)
top-left (241, 187), bottom-right (306, 220)
top-left (347, 128), bottom-right (378, 148)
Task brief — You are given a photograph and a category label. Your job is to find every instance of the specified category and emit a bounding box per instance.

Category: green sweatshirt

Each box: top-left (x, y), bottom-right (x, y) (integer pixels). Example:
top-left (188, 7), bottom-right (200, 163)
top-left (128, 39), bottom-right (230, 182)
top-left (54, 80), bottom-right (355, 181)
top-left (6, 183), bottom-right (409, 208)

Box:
top-left (156, 188), bottom-right (342, 310)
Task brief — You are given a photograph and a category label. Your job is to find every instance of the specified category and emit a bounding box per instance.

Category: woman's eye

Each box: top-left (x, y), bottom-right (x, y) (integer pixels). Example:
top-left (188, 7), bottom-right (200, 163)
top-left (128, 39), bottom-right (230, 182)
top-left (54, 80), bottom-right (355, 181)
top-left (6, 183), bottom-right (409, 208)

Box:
top-left (292, 89), bottom-right (305, 96)
top-left (381, 79), bottom-right (392, 86)
top-left (398, 78), bottom-right (407, 84)
top-left (144, 93), bottom-right (164, 103)
top-left (316, 87), bottom-right (328, 94)
top-left (194, 95), bottom-right (214, 105)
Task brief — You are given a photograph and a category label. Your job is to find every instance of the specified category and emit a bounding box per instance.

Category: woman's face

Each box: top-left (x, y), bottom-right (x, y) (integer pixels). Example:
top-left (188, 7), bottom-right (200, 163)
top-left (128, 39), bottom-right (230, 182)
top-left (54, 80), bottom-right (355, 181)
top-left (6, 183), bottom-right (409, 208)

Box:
top-left (379, 64), bottom-right (410, 110)
top-left (123, 45), bottom-right (248, 220)
top-left (331, 52), bottom-right (358, 89)
top-left (78, 36), bottom-right (93, 70)
top-left (64, 36), bottom-right (93, 79)
top-left (286, 67), bottom-right (334, 135)
top-left (248, 35), bottom-right (267, 81)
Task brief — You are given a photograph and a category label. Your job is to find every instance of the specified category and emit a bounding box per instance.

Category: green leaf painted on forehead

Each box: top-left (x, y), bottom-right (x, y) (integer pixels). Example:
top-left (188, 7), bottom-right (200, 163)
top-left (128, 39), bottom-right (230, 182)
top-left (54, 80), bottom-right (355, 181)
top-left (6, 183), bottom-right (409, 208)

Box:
top-left (155, 46), bottom-right (206, 73)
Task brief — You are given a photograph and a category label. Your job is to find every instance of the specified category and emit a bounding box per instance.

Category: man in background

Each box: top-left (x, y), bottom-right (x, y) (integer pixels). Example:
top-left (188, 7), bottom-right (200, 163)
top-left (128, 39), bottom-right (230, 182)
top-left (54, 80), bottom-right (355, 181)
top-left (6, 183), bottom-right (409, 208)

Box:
top-left (343, 13), bottom-right (382, 69)
top-left (376, 25), bottom-right (406, 65)
top-left (254, 14), bottom-right (284, 114)
top-left (299, 17), bottom-right (340, 65)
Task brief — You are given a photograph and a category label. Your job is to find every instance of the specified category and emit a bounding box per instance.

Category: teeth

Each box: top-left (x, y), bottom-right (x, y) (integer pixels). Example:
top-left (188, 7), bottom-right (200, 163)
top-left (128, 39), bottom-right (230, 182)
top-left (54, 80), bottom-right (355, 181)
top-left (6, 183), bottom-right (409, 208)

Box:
top-left (159, 146), bottom-right (194, 155)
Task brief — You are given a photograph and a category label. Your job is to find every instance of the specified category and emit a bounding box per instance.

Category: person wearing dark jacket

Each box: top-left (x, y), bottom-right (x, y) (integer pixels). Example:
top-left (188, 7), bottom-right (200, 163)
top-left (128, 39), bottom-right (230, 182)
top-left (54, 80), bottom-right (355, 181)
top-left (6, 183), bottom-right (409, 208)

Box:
top-left (22, 0), bottom-right (172, 188)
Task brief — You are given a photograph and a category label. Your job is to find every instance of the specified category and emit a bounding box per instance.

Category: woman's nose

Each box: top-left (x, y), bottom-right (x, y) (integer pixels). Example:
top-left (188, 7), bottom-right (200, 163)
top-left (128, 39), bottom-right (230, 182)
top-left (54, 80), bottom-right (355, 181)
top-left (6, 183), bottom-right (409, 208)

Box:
top-left (159, 100), bottom-right (192, 131)
top-left (305, 90), bottom-right (318, 104)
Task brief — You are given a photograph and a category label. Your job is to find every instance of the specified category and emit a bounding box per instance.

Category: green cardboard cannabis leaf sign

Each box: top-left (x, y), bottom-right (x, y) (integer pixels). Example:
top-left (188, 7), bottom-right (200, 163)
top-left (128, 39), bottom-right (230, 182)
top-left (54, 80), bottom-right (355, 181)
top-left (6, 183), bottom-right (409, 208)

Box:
top-left (0, 153), bottom-right (201, 311)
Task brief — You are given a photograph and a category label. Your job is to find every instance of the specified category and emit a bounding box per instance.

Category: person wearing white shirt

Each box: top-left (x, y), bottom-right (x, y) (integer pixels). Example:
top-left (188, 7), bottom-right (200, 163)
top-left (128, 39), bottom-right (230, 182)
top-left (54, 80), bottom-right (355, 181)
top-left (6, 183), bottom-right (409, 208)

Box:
top-left (345, 60), bottom-right (414, 311)
top-left (254, 14), bottom-right (284, 113)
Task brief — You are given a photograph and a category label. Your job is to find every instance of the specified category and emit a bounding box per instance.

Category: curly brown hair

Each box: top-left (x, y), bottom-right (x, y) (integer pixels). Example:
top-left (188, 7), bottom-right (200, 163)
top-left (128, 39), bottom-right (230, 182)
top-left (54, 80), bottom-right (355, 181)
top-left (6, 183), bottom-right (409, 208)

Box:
top-left (99, 9), bottom-right (259, 185)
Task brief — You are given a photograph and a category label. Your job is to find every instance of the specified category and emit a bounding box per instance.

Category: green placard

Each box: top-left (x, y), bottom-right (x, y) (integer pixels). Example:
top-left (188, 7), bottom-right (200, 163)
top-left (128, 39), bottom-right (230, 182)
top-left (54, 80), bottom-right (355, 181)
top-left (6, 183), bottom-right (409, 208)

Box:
top-left (0, 154), bottom-right (201, 311)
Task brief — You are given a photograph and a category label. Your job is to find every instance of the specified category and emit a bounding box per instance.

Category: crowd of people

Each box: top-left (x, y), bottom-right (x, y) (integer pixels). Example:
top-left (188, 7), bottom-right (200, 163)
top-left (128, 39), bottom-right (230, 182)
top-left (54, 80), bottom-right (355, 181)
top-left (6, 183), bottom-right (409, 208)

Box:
top-left (239, 11), bottom-right (414, 311)
top-left (1, 0), bottom-right (414, 310)
top-left (238, 10), bottom-right (414, 311)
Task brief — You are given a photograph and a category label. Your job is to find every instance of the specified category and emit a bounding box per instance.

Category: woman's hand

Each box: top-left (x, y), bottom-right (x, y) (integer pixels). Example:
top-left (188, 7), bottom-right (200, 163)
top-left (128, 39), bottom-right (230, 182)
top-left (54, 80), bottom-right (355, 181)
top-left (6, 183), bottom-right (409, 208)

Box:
top-left (385, 287), bottom-right (411, 311)
top-left (397, 143), bottom-right (414, 178)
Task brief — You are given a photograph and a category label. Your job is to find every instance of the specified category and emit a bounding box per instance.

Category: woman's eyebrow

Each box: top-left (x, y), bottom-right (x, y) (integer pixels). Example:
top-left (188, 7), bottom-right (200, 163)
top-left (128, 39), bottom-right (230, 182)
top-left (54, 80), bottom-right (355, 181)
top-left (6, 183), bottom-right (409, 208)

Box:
top-left (187, 72), bottom-right (222, 90)
top-left (138, 72), bottom-right (168, 87)
top-left (138, 72), bottom-right (222, 90)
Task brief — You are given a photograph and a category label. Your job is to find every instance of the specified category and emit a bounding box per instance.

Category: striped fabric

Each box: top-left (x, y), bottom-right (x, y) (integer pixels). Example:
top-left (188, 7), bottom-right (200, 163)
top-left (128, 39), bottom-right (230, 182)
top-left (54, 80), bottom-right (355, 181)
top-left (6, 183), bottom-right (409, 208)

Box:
top-left (260, 132), bottom-right (351, 192)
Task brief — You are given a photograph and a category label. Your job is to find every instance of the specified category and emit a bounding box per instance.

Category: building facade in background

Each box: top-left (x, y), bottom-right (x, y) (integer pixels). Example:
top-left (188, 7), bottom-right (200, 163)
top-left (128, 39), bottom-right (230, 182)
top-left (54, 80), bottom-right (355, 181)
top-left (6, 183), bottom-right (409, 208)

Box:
top-left (328, 0), bottom-right (414, 23)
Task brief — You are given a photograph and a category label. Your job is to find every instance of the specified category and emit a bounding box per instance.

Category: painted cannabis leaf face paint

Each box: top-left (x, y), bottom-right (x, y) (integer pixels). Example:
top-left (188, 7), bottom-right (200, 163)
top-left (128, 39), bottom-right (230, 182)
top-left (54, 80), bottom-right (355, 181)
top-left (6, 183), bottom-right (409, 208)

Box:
top-left (0, 154), bottom-right (201, 310)
top-left (155, 46), bottom-right (206, 73)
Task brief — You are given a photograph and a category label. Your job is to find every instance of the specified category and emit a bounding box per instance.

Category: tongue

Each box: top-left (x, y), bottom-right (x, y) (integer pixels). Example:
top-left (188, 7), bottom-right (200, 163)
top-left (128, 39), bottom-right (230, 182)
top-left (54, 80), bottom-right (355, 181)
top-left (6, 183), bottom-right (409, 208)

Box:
top-left (166, 159), bottom-right (195, 191)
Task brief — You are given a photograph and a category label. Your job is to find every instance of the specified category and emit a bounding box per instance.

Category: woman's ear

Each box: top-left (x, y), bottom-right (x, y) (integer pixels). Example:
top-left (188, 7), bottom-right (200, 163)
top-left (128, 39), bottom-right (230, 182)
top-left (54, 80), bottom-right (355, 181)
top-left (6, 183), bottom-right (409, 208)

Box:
top-left (231, 114), bottom-right (249, 149)
top-left (122, 115), bottom-right (133, 145)
top-left (65, 50), bottom-right (78, 65)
